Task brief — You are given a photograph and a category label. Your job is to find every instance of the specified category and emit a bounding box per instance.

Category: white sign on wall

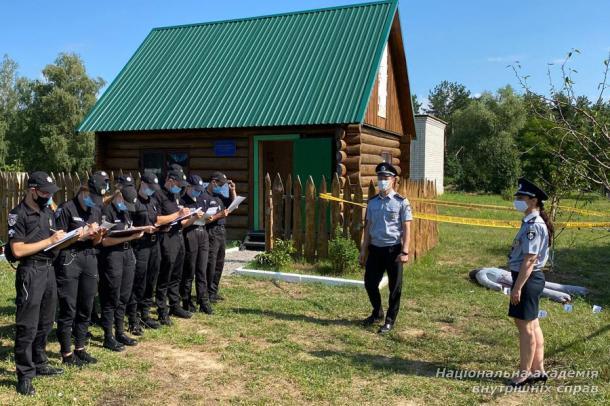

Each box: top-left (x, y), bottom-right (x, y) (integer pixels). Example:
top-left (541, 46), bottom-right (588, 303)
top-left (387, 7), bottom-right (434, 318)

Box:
top-left (377, 44), bottom-right (388, 118)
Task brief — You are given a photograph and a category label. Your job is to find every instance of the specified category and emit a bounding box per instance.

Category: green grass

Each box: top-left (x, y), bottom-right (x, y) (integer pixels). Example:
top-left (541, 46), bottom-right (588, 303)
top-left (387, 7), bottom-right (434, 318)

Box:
top-left (0, 192), bottom-right (608, 404)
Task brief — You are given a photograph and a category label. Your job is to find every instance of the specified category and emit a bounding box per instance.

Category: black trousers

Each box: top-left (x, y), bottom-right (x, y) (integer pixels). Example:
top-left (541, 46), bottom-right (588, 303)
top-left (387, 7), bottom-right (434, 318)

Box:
top-left (127, 237), bottom-right (160, 321)
top-left (14, 259), bottom-right (57, 379)
top-left (207, 225), bottom-right (226, 297)
top-left (99, 247), bottom-right (136, 336)
top-left (364, 244), bottom-right (404, 325)
top-left (56, 250), bottom-right (98, 354)
top-left (181, 227), bottom-right (209, 305)
top-left (156, 231), bottom-right (185, 315)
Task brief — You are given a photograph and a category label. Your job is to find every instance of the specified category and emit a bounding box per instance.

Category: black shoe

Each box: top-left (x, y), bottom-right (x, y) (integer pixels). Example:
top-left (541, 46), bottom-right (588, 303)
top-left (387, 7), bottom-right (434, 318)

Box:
top-left (74, 349), bottom-right (97, 364)
top-left (62, 353), bottom-right (86, 367)
top-left (183, 300), bottom-right (197, 313)
top-left (169, 306), bottom-right (193, 319)
top-left (210, 294), bottom-right (224, 303)
top-left (103, 336), bottom-right (125, 352)
top-left (16, 376), bottom-right (35, 396)
top-left (36, 364), bottom-right (64, 376)
top-left (141, 317), bottom-right (161, 329)
top-left (128, 321), bottom-right (144, 336)
top-left (158, 314), bottom-right (172, 326)
top-left (507, 377), bottom-right (531, 388)
top-left (526, 372), bottom-right (548, 384)
top-left (361, 313), bottom-right (384, 326)
top-left (378, 323), bottom-right (394, 334)
top-left (116, 333), bottom-right (138, 346)
top-left (199, 302), bottom-right (214, 315)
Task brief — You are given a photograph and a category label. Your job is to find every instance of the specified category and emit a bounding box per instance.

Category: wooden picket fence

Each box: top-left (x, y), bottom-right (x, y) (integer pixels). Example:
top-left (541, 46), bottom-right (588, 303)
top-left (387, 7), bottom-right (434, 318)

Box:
top-left (263, 173), bottom-right (438, 262)
top-left (0, 170), bottom-right (144, 243)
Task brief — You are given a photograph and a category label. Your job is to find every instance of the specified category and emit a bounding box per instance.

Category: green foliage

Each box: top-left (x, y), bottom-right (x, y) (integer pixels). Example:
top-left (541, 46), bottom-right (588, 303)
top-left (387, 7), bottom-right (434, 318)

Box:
top-left (0, 53), bottom-right (104, 172)
top-left (254, 239), bottom-right (295, 270)
top-left (426, 80), bottom-right (471, 121)
top-left (448, 86), bottom-right (524, 194)
top-left (328, 227), bottom-right (360, 275)
top-left (411, 94), bottom-right (422, 114)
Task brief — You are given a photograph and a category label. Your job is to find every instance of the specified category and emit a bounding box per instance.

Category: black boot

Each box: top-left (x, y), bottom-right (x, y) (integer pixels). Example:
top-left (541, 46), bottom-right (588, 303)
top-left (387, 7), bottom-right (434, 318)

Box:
top-left (36, 364), bottom-right (64, 376)
top-left (362, 310), bottom-right (384, 326)
top-left (74, 349), bottom-right (98, 364)
top-left (183, 299), bottom-right (196, 313)
top-left (62, 353), bottom-right (86, 367)
top-left (116, 332), bottom-right (138, 346)
top-left (16, 376), bottom-right (35, 396)
top-left (199, 301), bottom-right (214, 315)
top-left (103, 335), bottom-right (125, 352)
top-left (158, 311), bottom-right (172, 326)
top-left (128, 319), bottom-right (144, 336)
top-left (169, 306), bottom-right (193, 319)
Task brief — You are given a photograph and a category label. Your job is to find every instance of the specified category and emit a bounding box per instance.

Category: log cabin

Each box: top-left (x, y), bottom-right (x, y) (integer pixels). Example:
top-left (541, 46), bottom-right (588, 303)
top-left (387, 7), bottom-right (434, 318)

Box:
top-left (78, 0), bottom-right (417, 241)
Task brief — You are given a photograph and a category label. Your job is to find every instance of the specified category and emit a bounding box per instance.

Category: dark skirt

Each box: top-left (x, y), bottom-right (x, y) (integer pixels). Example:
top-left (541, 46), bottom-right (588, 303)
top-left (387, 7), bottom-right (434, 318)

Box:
top-left (508, 271), bottom-right (545, 321)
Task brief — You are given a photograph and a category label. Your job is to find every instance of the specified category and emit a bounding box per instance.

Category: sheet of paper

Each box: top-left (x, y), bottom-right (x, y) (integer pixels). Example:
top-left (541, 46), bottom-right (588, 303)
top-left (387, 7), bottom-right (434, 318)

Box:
top-left (107, 225), bottom-right (151, 238)
top-left (170, 207), bottom-right (203, 225)
top-left (226, 196), bottom-right (246, 213)
top-left (44, 227), bottom-right (82, 251)
top-left (100, 220), bottom-right (117, 230)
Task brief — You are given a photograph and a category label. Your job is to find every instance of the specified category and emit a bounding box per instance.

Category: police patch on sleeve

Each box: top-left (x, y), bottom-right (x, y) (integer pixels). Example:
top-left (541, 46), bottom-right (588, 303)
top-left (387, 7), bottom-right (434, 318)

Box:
top-left (8, 229), bottom-right (15, 238)
top-left (8, 213), bottom-right (18, 227)
top-left (526, 230), bottom-right (536, 240)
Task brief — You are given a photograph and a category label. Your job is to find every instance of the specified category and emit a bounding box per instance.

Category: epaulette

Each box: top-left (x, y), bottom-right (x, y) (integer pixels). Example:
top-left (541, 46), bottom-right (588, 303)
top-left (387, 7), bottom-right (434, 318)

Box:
top-left (527, 217), bottom-right (537, 224)
top-left (393, 193), bottom-right (405, 200)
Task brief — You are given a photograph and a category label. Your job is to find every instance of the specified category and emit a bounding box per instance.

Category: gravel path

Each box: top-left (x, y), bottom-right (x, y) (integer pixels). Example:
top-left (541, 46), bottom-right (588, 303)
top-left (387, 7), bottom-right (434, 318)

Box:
top-left (223, 248), bottom-right (259, 275)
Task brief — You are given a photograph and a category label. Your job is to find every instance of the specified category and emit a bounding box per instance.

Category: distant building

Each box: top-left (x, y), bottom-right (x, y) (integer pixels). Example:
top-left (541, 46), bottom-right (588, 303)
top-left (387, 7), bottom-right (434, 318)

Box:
top-left (410, 115), bottom-right (446, 194)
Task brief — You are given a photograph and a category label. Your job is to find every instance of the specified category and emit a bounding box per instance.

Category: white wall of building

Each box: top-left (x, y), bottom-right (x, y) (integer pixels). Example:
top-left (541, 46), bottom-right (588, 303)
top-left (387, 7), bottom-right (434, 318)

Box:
top-left (409, 115), bottom-right (446, 194)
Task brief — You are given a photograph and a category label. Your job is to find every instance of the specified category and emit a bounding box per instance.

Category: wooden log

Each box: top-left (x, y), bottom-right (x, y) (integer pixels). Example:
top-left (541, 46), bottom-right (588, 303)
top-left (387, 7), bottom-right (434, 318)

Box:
top-left (335, 128), bottom-right (346, 140)
top-left (345, 133), bottom-right (401, 148)
top-left (351, 179), bottom-right (364, 247)
top-left (304, 176), bottom-right (316, 262)
top-left (272, 173), bottom-right (284, 239)
top-left (283, 174), bottom-right (292, 240)
top-left (336, 163), bottom-right (346, 177)
top-left (292, 176), bottom-right (303, 258)
top-left (344, 153), bottom-right (400, 167)
top-left (264, 173), bottom-right (273, 252)
top-left (346, 144), bottom-right (400, 156)
top-left (336, 151), bottom-right (347, 163)
top-left (189, 157), bottom-right (249, 171)
top-left (317, 176), bottom-right (328, 259)
top-left (358, 164), bottom-right (401, 176)
top-left (330, 173), bottom-right (341, 238)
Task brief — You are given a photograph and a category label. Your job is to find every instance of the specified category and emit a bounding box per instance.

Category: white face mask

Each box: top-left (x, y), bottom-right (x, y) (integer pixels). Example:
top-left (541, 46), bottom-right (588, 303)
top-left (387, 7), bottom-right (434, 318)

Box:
top-left (513, 200), bottom-right (528, 212)
top-left (378, 179), bottom-right (391, 191)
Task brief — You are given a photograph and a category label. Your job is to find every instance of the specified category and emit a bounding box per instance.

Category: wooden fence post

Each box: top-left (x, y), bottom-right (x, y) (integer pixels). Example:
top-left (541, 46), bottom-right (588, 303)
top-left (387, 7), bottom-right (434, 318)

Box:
top-left (264, 173), bottom-right (273, 251)
top-left (317, 176), bottom-right (328, 259)
top-left (283, 174), bottom-right (292, 240)
top-left (272, 173), bottom-right (284, 240)
top-left (304, 176), bottom-right (316, 262)
top-left (293, 176), bottom-right (303, 257)
top-left (351, 177), bottom-right (364, 247)
top-left (330, 173), bottom-right (341, 237)
top-left (342, 179), bottom-right (352, 238)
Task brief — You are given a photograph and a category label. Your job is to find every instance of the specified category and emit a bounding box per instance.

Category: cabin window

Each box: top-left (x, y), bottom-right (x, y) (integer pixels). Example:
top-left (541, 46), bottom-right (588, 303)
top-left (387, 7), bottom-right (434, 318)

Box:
top-left (377, 44), bottom-right (388, 118)
top-left (141, 150), bottom-right (189, 176)
top-left (381, 151), bottom-right (392, 163)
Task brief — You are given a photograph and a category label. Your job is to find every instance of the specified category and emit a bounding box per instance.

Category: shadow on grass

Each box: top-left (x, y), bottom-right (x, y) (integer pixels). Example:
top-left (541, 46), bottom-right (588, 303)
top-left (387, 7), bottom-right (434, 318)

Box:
top-left (229, 307), bottom-right (358, 327)
top-left (309, 350), bottom-right (507, 383)
top-left (547, 323), bottom-right (610, 357)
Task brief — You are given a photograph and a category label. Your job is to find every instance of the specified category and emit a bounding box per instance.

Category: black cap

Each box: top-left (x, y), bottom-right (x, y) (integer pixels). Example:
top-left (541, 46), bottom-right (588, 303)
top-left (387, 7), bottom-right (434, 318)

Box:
top-left (120, 185), bottom-right (138, 211)
top-left (116, 175), bottom-right (135, 187)
top-left (141, 171), bottom-right (161, 191)
top-left (169, 163), bottom-right (183, 172)
top-left (210, 171), bottom-right (227, 184)
top-left (87, 173), bottom-right (109, 205)
top-left (375, 162), bottom-right (398, 177)
top-left (514, 178), bottom-right (548, 201)
top-left (186, 174), bottom-right (205, 191)
top-left (167, 169), bottom-right (188, 186)
top-left (94, 170), bottom-right (110, 187)
top-left (28, 171), bottom-right (59, 194)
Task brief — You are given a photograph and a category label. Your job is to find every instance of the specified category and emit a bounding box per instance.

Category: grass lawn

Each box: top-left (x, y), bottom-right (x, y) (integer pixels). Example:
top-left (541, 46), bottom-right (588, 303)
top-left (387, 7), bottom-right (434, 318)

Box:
top-left (0, 192), bottom-right (608, 405)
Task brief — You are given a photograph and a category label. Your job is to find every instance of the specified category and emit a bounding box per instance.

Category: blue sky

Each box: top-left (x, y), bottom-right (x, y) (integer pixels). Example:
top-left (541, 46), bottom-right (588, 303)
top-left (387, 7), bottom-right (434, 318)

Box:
top-left (2, 0), bottom-right (609, 104)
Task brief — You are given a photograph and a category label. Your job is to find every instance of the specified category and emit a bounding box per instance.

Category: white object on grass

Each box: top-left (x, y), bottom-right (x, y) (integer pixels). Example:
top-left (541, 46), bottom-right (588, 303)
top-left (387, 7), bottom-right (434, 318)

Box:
top-left (592, 305), bottom-right (602, 313)
top-left (538, 310), bottom-right (548, 318)
top-left (234, 267), bottom-right (388, 289)
top-left (563, 304), bottom-right (573, 312)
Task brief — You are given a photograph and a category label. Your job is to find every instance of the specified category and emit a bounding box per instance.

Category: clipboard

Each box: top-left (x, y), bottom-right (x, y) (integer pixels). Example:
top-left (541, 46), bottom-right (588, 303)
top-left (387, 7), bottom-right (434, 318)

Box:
top-left (107, 226), bottom-right (151, 238)
top-left (44, 227), bottom-right (82, 251)
top-left (170, 207), bottom-right (203, 225)
top-left (226, 196), bottom-right (246, 213)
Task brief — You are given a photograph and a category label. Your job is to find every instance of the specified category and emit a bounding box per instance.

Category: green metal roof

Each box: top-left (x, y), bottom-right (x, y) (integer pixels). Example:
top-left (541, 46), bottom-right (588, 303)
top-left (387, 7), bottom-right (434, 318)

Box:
top-left (79, 0), bottom-right (399, 132)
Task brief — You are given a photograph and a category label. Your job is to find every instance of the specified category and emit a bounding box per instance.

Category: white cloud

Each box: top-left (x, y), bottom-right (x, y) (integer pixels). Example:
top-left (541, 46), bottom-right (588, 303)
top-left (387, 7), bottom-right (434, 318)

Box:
top-left (485, 54), bottom-right (524, 63)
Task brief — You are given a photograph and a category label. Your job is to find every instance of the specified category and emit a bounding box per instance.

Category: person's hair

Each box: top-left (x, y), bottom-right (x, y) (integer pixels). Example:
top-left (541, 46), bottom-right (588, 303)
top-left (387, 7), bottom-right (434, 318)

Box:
top-left (537, 200), bottom-right (554, 246)
top-left (103, 189), bottom-right (121, 206)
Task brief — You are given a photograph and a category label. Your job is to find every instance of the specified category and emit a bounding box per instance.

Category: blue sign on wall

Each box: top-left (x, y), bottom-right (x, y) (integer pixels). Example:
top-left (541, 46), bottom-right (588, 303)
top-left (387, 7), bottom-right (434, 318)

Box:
top-left (213, 140), bottom-right (237, 157)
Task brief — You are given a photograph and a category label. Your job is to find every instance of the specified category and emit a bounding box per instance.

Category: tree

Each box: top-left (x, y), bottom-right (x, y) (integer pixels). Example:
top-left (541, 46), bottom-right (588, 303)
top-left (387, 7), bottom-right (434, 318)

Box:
top-left (0, 55), bottom-right (20, 168)
top-left (426, 80), bottom-right (471, 121)
top-left (411, 94), bottom-right (422, 114)
top-left (448, 86), bottom-right (525, 193)
top-left (21, 53), bottom-right (105, 172)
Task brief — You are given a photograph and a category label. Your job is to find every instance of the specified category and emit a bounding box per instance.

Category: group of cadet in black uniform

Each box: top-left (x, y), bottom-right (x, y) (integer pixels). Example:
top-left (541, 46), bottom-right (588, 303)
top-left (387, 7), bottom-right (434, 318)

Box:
top-left (8, 165), bottom-right (235, 396)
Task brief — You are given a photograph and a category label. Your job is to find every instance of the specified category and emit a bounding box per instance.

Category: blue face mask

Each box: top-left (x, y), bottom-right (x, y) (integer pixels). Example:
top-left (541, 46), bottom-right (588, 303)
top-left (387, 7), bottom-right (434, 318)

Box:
top-left (143, 188), bottom-right (155, 197)
top-left (83, 195), bottom-right (97, 208)
top-left (169, 185), bottom-right (182, 194)
top-left (116, 202), bottom-right (128, 212)
top-left (191, 190), bottom-right (202, 198)
top-left (212, 186), bottom-right (223, 194)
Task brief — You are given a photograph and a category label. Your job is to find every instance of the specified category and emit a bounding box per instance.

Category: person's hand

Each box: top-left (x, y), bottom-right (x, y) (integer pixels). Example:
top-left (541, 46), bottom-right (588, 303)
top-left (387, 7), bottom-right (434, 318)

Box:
top-left (179, 207), bottom-right (191, 217)
top-left (358, 251), bottom-right (367, 267)
top-left (87, 223), bottom-right (100, 238)
top-left (511, 288), bottom-right (521, 305)
top-left (145, 225), bottom-right (156, 234)
top-left (130, 231), bottom-right (145, 240)
top-left (49, 230), bottom-right (66, 244)
top-left (195, 210), bottom-right (204, 219)
top-left (227, 180), bottom-right (235, 191)
top-left (396, 253), bottom-right (409, 263)
top-left (221, 209), bottom-right (229, 218)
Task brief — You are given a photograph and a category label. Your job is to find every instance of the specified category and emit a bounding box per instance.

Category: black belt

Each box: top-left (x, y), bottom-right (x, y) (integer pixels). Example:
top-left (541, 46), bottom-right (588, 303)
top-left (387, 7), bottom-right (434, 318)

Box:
top-left (141, 233), bottom-right (158, 243)
top-left (105, 241), bottom-right (133, 252)
top-left (20, 257), bottom-right (54, 267)
top-left (67, 247), bottom-right (98, 256)
top-left (184, 225), bottom-right (207, 233)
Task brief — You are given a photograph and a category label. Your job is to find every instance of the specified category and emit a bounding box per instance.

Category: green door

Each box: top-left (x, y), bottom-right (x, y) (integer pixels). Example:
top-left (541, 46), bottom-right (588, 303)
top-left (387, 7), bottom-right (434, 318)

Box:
top-left (292, 138), bottom-right (332, 188)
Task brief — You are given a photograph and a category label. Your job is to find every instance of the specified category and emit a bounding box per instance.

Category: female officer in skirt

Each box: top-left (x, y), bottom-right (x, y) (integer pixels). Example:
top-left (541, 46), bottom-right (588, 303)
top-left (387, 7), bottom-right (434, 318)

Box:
top-left (99, 182), bottom-right (144, 351)
top-left (507, 178), bottom-right (553, 387)
top-left (54, 174), bottom-right (107, 366)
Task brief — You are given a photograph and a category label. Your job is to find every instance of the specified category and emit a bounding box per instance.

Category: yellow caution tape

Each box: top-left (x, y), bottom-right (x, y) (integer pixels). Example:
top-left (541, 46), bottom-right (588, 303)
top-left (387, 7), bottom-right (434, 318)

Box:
top-left (319, 193), bottom-right (610, 229)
